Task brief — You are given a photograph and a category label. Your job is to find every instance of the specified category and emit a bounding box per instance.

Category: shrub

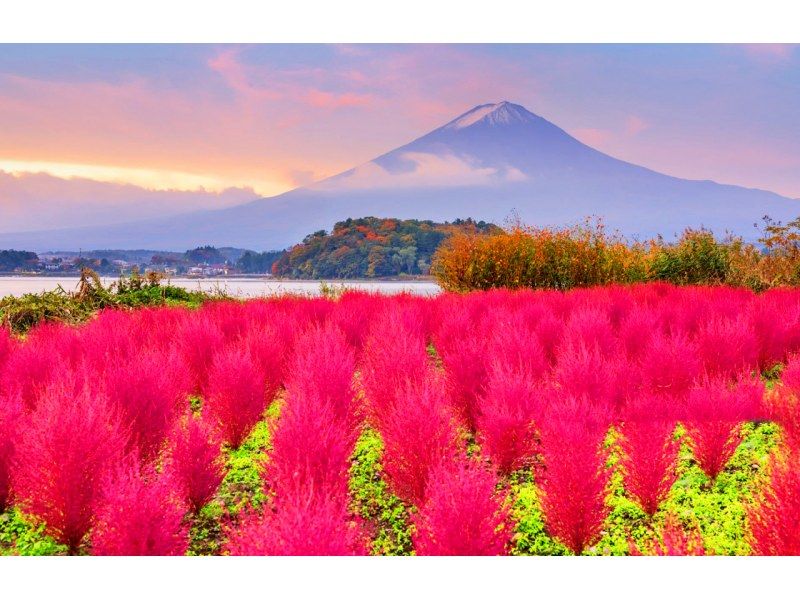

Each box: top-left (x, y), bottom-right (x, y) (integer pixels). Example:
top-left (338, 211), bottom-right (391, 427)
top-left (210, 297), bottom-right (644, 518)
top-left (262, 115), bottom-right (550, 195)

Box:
top-left (165, 414), bottom-right (224, 514)
top-left (536, 396), bottom-right (612, 554)
top-left (177, 316), bottom-right (225, 394)
top-left (684, 377), bottom-right (764, 481)
top-left (267, 392), bottom-right (358, 500)
top-left (412, 458), bottom-right (511, 556)
top-left (0, 326), bottom-right (13, 371)
top-left (0, 393), bottom-right (22, 512)
top-left (620, 396), bottom-right (680, 516)
top-left (433, 307), bottom-right (489, 430)
top-left (0, 322), bottom-right (80, 409)
top-left (12, 382), bottom-right (128, 553)
top-left (648, 229), bottom-right (732, 285)
top-left (286, 324), bottom-right (357, 427)
top-left (638, 330), bottom-right (702, 399)
top-left (102, 348), bottom-right (192, 461)
top-left (748, 451), bottom-right (800, 555)
top-left (694, 315), bottom-right (759, 378)
top-left (267, 324), bottom-right (360, 499)
top-left (204, 343), bottom-right (267, 449)
top-left (476, 364), bottom-right (543, 475)
top-left (359, 316), bottom-right (430, 424)
top-left (241, 324), bottom-right (284, 399)
top-left (432, 219), bottom-right (647, 291)
top-left (91, 463), bottom-right (188, 556)
top-left (225, 490), bottom-right (368, 556)
top-left (379, 374), bottom-right (463, 506)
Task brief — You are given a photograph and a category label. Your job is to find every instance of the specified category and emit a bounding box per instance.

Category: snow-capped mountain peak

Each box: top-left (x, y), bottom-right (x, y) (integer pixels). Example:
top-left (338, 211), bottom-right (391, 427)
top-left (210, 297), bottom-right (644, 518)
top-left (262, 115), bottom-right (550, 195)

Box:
top-left (442, 101), bottom-right (539, 130)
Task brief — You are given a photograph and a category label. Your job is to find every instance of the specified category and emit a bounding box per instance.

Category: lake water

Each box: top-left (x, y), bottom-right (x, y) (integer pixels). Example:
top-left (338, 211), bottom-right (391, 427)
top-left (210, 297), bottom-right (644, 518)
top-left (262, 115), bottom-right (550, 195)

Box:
top-left (0, 276), bottom-right (442, 298)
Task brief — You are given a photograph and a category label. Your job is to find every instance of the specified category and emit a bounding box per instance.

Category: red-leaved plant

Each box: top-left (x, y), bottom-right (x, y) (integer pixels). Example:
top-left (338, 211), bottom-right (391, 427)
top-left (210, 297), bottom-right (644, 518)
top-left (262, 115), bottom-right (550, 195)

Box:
top-left (536, 395), bottom-right (613, 554)
top-left (748, 449), bottom-right (800, 555)
top-left (475, 364), bottom-right (543, 475)
top-left (0, 392), bottom-right (23, 512)
top-left (378, 373), bottom-right (463, 507)
top-left (683, 376), bottom-right (764, 482)
top-left (165, 414), bottom-right (225, 514)
top-left (12, 380), bottom-right (128, 553)
top-left (620, 395), bottom-right (681, 516)
top-left (225, 490), bottom-right (368, 556)
top-left (91, 462), bottom-right (188, 556)
top-left (204, 343), bottom-right (268, 449)
top-left (412, 457), bottom-right (511, 556)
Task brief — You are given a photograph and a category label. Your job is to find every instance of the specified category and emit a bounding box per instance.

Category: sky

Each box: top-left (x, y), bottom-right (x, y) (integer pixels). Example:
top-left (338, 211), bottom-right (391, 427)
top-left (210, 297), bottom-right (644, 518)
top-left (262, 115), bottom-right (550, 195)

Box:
top-left (1, 44), bottom-right (799, 231)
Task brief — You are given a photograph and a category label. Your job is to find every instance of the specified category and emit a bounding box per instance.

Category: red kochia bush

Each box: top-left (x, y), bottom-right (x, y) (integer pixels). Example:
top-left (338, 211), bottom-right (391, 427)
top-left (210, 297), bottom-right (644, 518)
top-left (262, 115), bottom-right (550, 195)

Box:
top-left (0, 393), bottom-right (22, 512)
top-left (412, 458), bottom-right (511, 556)
top-left (12, 383), bottom-right (127, 552)
top-left (204, 343), bottom-right (267, 449)
top-left (286, 324), bottom-right (357, 426)
top-left (0, 326), bottom-right (13, 371)
top-left (91, 463), bottom-right (188, 556)
top-left (225, 490), bottom-right (368, 556)
top-left (177, 316), bottom-right (225, 393)
top-left (694, 315), bottom-right (759, 378)
top-left (748, 451), bottom-right (800, 555)
top-left (166, 414), bottom-right (224, 514)
top-left (620, 396), bottom-right (680, 516)
top-left (268, 394), bottom-right (358, 499)
top-left (379, 374), bottom-right (463, 507)
top-left (537, 396), bottom-right (613, 554)
top-left (267, 324), bottom-right (359, 498)
top-left (359, 308), bottom-right (430, 424)
top-left (103, 348), bottom-right (192, 461)
top-left (476, 364), bottom-right (543, 475)
top-left (638, 330), bottom-right (702, 399)
top-left (1, 323), bottom-right (79, 408)
top-left (684, 376), bottom-right (764, 481)
top-left (433, 307), bottom-right (490, 430)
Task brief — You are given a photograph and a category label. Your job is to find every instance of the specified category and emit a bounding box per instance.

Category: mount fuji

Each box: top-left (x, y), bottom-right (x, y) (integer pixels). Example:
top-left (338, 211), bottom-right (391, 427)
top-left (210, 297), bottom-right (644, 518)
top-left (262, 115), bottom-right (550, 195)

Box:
top-left (4, 101), bottom-right (799, 251)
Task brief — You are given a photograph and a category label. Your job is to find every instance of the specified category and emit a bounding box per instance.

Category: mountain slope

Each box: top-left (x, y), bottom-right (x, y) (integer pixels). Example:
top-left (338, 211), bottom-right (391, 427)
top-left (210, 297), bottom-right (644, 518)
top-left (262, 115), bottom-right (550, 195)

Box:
top-left (3, 101), bottom-right (798, 251)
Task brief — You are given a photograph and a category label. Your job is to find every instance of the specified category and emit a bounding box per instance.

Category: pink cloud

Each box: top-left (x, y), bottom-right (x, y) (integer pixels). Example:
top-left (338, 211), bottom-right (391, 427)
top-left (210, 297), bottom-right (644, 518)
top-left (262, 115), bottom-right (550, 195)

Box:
top-left (624, 115), bottom-right (649, 137)
top-left (305, 89), bottom-right (374, 109)
top-left (741, 44), bottom-right (797, 63)
top-left (0, 170), bottom-right (257, 233)
top-left (571, 127), bottom-right (611, 148)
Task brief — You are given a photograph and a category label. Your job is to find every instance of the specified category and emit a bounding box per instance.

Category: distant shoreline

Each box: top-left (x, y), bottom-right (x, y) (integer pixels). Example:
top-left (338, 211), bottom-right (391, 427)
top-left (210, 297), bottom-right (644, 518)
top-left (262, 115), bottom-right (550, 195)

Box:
top-left (0, 273), bottom-right (438, 283)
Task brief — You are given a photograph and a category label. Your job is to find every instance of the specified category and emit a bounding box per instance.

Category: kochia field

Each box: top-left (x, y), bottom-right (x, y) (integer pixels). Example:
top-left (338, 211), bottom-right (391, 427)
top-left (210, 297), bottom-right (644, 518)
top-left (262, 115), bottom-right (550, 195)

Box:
top-left (1, 283), bottom-right (800, 556)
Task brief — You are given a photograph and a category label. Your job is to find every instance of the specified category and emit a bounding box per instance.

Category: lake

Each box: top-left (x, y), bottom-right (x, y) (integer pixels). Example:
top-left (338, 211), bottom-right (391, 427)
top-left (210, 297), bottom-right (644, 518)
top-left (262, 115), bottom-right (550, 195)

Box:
top-left (0, 276), bottom-right (442, 298)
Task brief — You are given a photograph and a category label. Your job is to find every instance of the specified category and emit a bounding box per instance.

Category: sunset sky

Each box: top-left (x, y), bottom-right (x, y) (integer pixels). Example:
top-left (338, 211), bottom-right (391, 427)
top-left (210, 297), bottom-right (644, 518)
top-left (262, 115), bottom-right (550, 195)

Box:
top-left (1, 44), bottom-right (799, 231)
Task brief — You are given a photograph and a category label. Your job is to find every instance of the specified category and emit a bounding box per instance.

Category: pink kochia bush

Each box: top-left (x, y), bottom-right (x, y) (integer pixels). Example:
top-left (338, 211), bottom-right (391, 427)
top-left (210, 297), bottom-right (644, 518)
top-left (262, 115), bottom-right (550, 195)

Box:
top-left (620, 395), bottom-right (681, 516)
top-left (412, 458), bottom-right (511, 556)
top-left (102, 348), bottom-right (192, 461)
top-left (684, 376), bottom-right (764, 481)
top-left (267, 325), bottom-right (359, 498)
top-left (359, 306), bottom-right (430, 424)
top-left (748, 450), bottom-right (800, 555)
top-left (91, 463), bottom-right (188, 556)
top-left (536, 396), bottom-right (613, 554)
top-left (226, 489), bottom-right (368, 556)
top-left (12, 383), bottom-right (127, 553)
top-left (378, 373), bottom-right (463, 507)
top-left (0, 393), bottom-right (22, 512)
top-left (204, 343), bottom-right (268, 449)
top-left (166, 414), bottom-right (224, 514)
top-left (476, 364), bottom-right (543, 475)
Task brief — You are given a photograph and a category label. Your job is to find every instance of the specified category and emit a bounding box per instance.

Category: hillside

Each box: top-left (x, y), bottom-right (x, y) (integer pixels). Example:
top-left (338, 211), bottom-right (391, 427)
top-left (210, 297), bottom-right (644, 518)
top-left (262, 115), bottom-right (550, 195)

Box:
top-left (271, 217), bottom-right (500, 279)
